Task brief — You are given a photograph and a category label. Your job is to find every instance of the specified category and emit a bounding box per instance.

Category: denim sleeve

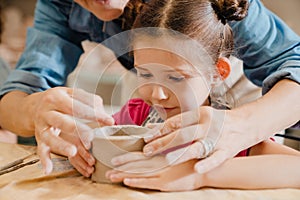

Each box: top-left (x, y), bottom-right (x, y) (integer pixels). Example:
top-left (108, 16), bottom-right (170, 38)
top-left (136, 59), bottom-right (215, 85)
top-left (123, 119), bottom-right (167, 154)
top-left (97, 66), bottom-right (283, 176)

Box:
top-left (0, 58), bottom-right (10, 87)
top-left (230, 0), bottom-right (300, 94)
top-left (0, 0), bottom-right (86, 97)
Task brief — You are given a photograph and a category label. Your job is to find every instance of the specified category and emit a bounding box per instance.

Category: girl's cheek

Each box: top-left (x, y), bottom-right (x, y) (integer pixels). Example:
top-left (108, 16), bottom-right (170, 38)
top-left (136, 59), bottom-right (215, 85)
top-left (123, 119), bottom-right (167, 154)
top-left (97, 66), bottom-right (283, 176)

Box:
top-left (138, 86), bottom-right (151, 100)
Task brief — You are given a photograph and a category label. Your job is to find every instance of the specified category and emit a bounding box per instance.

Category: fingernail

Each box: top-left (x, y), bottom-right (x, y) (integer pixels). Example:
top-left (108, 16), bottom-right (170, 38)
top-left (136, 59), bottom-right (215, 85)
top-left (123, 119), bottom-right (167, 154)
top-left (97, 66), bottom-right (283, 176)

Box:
top-left (44, 168), bottom-right (51, 175)
top-left (143, 135), bottom-right (154, 143)
top-left (104, 117), bottom-right (114, 125)
top-left (83, 141), bottom-right (91, 150)
top-left (105, 171), bottom-right (112, 179)
top-left (44, 163), bottom-right (53, 175)
top-left (88, 157), bottom-right (95, 166)
top-left (111, 157), bottom-right (119, 166)
top-left (161, 126), bottom-right (171, 135)
top-left (87, 166), bottom-right (94, 174)
top-left (124, 178), bottom-right (133, 185)
top-left (165, 152), bottom-right (177, 164)
top-left (110, 174), bottom-right (119, 180)
top-left (143, 146), bottom-right (153, 156)
top-left (68, 146), bottom-right (77, 157)
top-left (195, 164), bottom-right (205, 174)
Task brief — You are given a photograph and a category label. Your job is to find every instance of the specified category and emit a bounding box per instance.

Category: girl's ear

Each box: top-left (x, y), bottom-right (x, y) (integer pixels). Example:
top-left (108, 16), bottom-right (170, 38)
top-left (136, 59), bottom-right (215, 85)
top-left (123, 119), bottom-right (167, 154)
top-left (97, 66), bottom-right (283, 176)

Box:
top-left (216, 57), bottom-right (231, 80)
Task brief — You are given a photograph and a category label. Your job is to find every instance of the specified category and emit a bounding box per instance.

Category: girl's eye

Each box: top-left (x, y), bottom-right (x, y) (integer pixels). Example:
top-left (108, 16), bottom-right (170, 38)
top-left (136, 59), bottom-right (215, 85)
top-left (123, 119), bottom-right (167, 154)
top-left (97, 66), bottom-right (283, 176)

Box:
top-left (138, 73), bottom-right (153, 78)
top-left (168, 75), bottom-right (185, 82)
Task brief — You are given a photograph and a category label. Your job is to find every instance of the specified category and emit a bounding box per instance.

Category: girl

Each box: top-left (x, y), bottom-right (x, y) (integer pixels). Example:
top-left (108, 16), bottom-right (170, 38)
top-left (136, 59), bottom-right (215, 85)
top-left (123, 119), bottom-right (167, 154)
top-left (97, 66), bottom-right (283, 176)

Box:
top-left (105, 0), bottom-right (300, 191)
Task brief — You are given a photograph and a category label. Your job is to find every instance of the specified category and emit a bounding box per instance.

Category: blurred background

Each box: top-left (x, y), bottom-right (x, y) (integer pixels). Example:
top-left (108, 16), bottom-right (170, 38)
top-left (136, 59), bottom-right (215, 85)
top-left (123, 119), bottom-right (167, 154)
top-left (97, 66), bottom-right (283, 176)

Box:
top-left (0, 0), bottom-right (299, 148)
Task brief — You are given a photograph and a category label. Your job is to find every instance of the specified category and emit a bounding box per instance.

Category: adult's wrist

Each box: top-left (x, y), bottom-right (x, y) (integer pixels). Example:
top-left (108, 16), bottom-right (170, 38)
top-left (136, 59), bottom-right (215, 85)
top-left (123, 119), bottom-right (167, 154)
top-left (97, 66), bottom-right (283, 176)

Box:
top-left (0, 91), bottom-right (35, 136)
top-left (224, 105), bottom-right (266, 148)
top-left (23, 91), bottom-right (41, 133)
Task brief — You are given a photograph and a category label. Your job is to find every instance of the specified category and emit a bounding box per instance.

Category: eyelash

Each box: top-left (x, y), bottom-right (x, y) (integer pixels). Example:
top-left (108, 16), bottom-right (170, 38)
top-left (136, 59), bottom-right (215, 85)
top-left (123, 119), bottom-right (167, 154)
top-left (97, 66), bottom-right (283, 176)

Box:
top-left (138, 72), bottom-right (185, 83)
top-left (138, 73), bottom-right (153, 78)
top-left (168, 75), bottom-right (185, 82)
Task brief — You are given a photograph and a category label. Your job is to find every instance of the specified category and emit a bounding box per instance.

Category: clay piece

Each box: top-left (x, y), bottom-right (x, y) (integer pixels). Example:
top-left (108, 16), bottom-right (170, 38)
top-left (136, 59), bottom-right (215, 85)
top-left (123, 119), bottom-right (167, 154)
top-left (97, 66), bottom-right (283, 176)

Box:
top-left (91, 125), bottom-right (151, 183)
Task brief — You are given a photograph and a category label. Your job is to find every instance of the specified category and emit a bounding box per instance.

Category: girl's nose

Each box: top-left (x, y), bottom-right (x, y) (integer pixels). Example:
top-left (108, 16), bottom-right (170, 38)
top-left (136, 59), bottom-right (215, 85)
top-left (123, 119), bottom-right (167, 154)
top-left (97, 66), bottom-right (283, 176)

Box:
top-left (151, 85), bottom-right (168, 101)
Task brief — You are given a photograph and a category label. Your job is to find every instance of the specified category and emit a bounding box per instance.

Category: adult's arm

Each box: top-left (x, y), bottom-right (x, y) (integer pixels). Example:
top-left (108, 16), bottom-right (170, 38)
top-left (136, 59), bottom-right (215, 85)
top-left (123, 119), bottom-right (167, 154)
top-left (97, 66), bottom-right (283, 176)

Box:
top-left (231, 0), bottom-right (300, 93)
top-left (0, 0), bottom-right (86, 135)
top-left (0, 0), bottom-right (114, 176)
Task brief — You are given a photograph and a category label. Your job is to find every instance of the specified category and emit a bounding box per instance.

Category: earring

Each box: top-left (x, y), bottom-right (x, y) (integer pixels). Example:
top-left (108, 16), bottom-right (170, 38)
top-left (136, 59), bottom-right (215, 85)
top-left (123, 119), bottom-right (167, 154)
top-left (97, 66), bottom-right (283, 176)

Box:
top-left (216, 57), bottom-right (231, 80)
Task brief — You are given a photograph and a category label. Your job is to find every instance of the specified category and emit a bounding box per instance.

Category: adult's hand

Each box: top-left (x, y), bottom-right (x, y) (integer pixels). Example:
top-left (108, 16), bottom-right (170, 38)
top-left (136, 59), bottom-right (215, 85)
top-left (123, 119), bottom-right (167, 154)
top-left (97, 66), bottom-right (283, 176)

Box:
top-left (0, 87), bottom-right (114, 176)
top-left (140, 106), bottom-right (262, 174)
top-left (139, 80), bottom-right (300, 174)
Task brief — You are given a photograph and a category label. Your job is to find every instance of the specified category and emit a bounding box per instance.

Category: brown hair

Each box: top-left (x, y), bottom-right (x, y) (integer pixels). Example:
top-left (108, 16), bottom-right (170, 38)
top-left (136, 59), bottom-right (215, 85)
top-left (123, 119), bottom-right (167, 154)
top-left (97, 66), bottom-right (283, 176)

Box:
top-left (132, 0), bottom-right (249, 108)
top-left (121, 0), bottom-right (145, 30)
top-left (133, 0), bottom-right (249, 63)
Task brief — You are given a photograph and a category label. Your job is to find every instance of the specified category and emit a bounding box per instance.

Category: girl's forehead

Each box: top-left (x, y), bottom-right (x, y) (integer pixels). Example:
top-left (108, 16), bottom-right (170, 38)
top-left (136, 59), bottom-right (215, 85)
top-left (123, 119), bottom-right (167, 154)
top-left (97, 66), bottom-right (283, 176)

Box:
top-left (133, 36), bottom-right (214, 68)
top-left (134, 48), bottom-right (187, 63)
top-left (134, 49), bottom-right (197, 72)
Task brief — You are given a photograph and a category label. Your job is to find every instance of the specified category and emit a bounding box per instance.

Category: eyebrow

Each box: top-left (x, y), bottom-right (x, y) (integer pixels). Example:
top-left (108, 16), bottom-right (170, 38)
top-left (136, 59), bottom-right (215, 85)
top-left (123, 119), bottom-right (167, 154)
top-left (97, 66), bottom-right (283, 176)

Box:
top-left (135, 65), bottom-right (198, 77)
top-left (134, 65), bottom-right (147, 70)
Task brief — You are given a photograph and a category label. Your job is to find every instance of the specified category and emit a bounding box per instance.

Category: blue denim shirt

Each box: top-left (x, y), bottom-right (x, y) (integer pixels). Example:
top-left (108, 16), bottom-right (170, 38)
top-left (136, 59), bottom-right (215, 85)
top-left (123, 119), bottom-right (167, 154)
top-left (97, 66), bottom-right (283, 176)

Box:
top-left (0, 0), bottom-right (299, 97)
top-left (0, 58), bottom-right (10, 87)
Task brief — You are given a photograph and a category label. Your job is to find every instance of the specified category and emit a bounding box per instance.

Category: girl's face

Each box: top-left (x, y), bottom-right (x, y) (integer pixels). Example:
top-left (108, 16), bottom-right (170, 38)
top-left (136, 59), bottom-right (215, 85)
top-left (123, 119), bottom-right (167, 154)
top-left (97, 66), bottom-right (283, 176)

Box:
top-left (74, 0), bottom-right (129, 21)
top-left (134, 48), bottom-right (211, 119)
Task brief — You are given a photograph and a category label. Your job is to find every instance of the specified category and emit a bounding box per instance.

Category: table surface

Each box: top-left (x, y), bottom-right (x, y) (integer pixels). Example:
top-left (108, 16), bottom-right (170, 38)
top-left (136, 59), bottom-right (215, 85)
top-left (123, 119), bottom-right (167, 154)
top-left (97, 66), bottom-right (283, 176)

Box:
top-left (0, 142), bottom-right (299, 200)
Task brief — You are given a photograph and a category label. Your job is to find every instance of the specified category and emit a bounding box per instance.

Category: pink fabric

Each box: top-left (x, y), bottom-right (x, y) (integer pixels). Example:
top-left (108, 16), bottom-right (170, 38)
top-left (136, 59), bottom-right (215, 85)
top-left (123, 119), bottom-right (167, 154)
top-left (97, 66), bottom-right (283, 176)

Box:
top-left (235, 149), bottom-right (249, 157)
top-left (113, 98), bottom-right (249, 157)
top-left (113, 98), bottom-right (151, 126)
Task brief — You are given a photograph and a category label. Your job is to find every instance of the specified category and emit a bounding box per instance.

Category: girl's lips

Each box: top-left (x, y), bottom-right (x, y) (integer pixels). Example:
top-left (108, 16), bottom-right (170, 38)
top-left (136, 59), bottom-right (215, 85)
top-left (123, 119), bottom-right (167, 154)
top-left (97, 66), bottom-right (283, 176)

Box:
top-left (155, 106), bottom-right (176, 113)
top-left (164, 108), bottom-right (175, 112)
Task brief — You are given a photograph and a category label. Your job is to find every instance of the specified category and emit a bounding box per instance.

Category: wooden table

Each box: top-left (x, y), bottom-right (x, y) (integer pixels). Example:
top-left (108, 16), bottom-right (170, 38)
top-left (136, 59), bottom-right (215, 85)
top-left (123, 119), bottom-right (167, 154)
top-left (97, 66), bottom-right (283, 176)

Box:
top-left (1, 142), bottom-right (299, 200)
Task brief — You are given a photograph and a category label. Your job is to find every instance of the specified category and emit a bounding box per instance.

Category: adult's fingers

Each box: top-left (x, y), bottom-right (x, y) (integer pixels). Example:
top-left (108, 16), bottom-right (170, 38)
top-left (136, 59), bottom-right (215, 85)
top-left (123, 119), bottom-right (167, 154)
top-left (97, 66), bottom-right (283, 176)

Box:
top-left (67, 88), bottom-right (114, 125)
top-left (39, 110), bottom-right (94, 149)
top-left (143, 124), bottom-right (205, 156)
top-left (165, 141), bottom-right (206, 166)
top-left (36, 126), bottom-right (77, 157)
top-left (144, 110), bottom-right (200, 143)
top-left (144, 108), bottom-right (208, 144)
top-left (77, 144), bottom-right (95, 166)
top-left (40, 87), bottom-right (114, 126)
top-left (36, 127), bottom-right (78, 174)
top-left (144, 123), bottom-right (165, 143)
top-left (159, 109), bottom-right (201, 136)
top-left (37, 142), bottom-right (53, 174)
top-left (69, 153), bottom-right (94, 177)
top-left (60, 134), bottom-right (95, 177)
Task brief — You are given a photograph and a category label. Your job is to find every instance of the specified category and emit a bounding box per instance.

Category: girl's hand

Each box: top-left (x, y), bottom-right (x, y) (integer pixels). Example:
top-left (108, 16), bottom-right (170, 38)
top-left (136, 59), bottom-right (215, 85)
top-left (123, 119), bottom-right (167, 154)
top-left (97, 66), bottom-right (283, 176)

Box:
top-left (107, 152), bottom-right (203, 191)
top-left (31, 87), bottom-right (114, 176)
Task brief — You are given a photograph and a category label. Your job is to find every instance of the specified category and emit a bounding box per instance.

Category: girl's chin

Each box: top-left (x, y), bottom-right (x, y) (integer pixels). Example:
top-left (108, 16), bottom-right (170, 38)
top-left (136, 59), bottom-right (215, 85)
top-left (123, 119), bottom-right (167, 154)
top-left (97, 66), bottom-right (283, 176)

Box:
top-left (157, 109), bottom-right (180, 120)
